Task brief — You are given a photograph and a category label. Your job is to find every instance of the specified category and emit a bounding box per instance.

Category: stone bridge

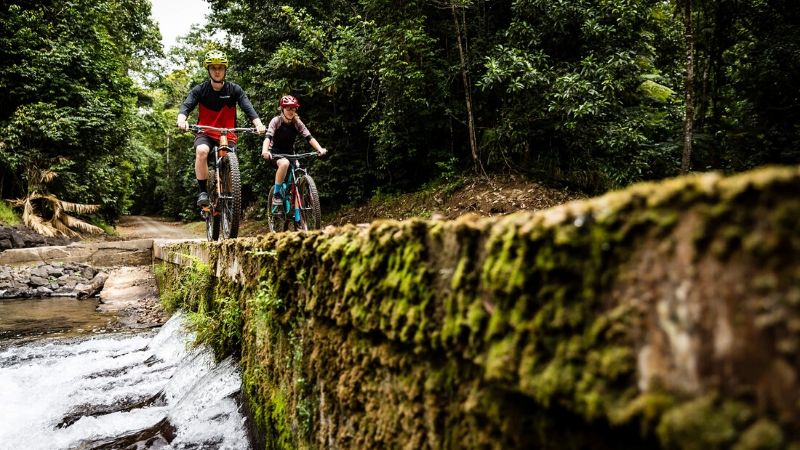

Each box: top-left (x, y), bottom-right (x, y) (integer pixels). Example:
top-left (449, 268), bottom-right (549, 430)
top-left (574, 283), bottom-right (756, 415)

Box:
top-left (148, 167), bottom-right (800, 448)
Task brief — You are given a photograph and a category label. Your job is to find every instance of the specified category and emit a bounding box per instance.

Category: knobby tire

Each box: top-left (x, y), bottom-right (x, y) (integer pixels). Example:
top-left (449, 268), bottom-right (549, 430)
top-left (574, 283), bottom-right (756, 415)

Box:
top-left (206, 170), bottom-right (220, 241)
top-left (219, 153), bottom-right (242, 239)
top-left (297, 174), bottom-right (321, 230)
top-left (267, 190), bottom-right (288, 233)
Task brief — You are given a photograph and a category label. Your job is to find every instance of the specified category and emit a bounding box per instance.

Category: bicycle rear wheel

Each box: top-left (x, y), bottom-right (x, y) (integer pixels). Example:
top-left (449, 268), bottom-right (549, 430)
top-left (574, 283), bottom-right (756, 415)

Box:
top-left (267, 190), bottom-right (288, 232)
top-left (205, 171), bottom-right (220, 241)
top-left (218, 153), bottom-right (242, 239)
top-left (296, 174), bottom-right (321, 230)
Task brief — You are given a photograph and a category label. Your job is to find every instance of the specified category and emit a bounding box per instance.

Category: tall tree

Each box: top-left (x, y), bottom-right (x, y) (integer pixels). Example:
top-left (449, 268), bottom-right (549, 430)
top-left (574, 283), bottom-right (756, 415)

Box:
top-left (679, 0), bottom-right (695, 173)
top-left (0, 0), bottom-right (161, 221)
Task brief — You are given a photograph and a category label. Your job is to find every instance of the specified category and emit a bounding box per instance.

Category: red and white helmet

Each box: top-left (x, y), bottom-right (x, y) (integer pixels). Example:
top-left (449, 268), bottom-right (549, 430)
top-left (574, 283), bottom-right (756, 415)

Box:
top-left (279, 95), bottom-right (300, 109)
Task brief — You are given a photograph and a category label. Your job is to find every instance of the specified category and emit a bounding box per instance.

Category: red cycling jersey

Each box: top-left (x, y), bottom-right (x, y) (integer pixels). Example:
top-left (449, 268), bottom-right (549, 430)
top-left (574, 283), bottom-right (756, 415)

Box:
top-left (179, 80), bottom-right (260, 143)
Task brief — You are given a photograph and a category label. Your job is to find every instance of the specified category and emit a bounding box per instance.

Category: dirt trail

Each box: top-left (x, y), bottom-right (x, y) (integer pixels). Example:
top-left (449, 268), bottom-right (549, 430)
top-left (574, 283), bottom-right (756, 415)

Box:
top-left (115, 216), bottom-right (202, 240)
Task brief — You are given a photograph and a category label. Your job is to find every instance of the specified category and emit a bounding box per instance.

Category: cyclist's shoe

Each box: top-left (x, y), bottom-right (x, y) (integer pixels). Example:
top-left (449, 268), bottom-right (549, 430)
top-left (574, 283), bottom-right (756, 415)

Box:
top-left (271, 192), bottom-right (284, 214)
top-left (197, 192), bottom-right (210, 207)
top-left (271, 192), bottom-right (284, 207)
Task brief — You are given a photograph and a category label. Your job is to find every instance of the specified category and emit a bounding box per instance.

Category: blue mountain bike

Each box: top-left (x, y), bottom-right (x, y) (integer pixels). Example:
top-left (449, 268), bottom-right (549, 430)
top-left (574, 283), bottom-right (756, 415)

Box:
top-left (267, 153), bottom-right (321, 232)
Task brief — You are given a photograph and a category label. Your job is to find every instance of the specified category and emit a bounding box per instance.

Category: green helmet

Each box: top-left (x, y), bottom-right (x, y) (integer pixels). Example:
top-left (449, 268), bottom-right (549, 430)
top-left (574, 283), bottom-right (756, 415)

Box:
top-left (203, 50), bottom-right (229, 69)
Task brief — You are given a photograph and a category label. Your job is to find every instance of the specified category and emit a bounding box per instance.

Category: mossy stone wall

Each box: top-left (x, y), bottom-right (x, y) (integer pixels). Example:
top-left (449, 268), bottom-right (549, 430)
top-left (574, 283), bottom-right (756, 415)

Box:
top-left (156, 166), bottom-right (800, 450)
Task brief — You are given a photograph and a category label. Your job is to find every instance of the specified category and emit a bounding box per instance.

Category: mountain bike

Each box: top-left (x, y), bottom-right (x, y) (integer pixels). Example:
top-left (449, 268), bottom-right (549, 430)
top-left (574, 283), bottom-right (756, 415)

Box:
top-left (267, 153), bottom-right (322, 232)
top-left (190, 124), bottom-right (256, 241)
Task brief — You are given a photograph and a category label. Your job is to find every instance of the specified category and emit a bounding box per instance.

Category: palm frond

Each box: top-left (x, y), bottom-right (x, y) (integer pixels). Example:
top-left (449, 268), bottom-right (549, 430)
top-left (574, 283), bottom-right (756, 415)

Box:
top-left (40, 170), bottom-right (58, 184)
top-left (59, 200), bottom-right (100, 214)
top-left (51, 218), bottom-right (79, 237)
top-left (60, 214), bottom-right (104, 235)
top-left (24, 203), bottom-right (57, 237)
top-left (39, 194), bottom-right (63, 219)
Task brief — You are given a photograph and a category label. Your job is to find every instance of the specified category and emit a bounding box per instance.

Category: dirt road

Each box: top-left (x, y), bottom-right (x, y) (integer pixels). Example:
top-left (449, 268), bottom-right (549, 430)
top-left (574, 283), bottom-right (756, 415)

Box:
top-left (115, 216), bottom-right (202, 240)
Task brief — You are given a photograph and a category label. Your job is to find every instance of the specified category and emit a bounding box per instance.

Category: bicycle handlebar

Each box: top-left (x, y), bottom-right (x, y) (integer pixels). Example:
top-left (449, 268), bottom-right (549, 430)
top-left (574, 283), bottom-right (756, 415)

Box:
top-left (188, 124), bottom-right (258, 133)
top-left (270, 152), bottom-right (320, 160)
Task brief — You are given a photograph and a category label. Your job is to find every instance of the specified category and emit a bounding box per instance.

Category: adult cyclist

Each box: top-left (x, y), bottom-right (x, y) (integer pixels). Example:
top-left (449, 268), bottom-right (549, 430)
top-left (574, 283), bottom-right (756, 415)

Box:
top-left (260, 95), bottom-right (327, 209)
top-left (176, 50), bottom-right (266, 207)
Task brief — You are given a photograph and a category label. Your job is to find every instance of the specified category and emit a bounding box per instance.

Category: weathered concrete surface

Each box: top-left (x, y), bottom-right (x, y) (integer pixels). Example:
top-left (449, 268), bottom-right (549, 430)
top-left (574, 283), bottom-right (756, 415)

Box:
top-left (155, 166), bottom-right (800, 450)
top-left (98, 266), bottom-right (165, 328)
top-left (0, 239), bottom-right (154, 267)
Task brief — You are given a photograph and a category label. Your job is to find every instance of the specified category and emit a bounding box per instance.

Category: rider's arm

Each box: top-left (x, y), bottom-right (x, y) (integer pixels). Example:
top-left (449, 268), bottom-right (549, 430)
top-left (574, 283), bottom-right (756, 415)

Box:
top-left (252, 118), bottom-right (265, 134)
top-left (176, 113), bottom-right (189, 131)
top-left (261, 135), bottom-right (273, 155)
top-left (261, 116), bottom-right (279, 159)
top-left (295, 118), bottom-right (327, 155)
top-left (309, 137), bottom-right (327, 156)
top-left (177, 84), bottom-right (202, 130)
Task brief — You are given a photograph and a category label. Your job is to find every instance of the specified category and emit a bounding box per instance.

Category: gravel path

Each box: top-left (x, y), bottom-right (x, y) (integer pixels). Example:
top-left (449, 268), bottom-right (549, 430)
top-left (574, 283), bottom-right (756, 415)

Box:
top-left (115, 216), bottom-right (202, 240)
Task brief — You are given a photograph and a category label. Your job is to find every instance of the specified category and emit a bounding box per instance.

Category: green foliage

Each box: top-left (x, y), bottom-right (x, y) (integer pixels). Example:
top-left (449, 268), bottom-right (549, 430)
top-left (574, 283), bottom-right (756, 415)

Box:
top-left (0, 0), bottom-right (161, 218)
top-left (4, 0), bottom-right (792, 219)
top-left (478, 0), bottom-right (682, 191)
top-left (0, 199), bottom-right (21, 225)
top-left (155, 258), bottom-right (213, 313)
top-left (187, 295), bottom-right (243, 359)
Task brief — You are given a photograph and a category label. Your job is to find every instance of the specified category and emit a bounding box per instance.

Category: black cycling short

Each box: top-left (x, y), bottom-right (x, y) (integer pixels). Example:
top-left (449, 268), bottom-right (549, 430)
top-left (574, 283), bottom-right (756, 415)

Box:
top-left (194, 133), bottom-right (218, 151)
top-left (195, 134), bottom-right (236, 166)
top-left (270, 147), bottom-right (292, 167)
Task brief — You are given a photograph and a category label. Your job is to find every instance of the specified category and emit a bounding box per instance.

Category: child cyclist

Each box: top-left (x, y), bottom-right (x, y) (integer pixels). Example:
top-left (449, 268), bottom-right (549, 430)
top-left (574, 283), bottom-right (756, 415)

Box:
top-left (260, 95), bottom-right (327, 213)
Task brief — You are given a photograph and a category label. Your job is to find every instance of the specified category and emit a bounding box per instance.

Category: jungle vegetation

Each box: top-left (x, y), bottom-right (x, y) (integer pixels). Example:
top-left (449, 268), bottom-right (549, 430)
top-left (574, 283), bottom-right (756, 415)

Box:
top-left (1, 0), bottom-right (798, 226)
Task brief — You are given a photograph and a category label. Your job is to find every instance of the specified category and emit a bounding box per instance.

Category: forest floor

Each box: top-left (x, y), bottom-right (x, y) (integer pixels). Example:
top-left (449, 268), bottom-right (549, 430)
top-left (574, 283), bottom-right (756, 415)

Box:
top-left (2, 174), bottom-right (585, 243)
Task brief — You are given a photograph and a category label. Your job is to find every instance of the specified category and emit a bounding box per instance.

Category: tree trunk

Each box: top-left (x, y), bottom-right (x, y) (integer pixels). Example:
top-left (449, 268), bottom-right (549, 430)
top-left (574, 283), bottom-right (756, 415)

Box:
top-left (451, 4), bottom-right (484, 175)
top-left (681, 0), bottom-right (695, 174)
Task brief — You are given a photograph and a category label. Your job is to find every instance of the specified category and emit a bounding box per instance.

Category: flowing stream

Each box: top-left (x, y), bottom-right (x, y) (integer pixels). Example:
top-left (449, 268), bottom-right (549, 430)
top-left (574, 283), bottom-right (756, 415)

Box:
top-left (0, 311), bottom-right (252, 450)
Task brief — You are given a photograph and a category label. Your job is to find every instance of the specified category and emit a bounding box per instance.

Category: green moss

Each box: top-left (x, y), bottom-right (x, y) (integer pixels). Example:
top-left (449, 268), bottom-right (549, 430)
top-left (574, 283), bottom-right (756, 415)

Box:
top-left (484, 334), bottom-right (518, 382)
top-left (155, 166), bottom-right (800, 449)
top-left (733, 419), bottom-right (784, 450)
top-left (656, 394), bottom-right (752, 450)
top-left (154, 257), bottom-right (213, 313)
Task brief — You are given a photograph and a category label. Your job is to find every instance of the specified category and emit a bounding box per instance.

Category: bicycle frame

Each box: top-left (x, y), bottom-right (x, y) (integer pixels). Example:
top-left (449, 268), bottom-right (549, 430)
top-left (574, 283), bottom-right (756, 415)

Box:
top-left (189, 124), bottom-right (255, 240)
top-left (269, 152), bottom-right (320, 232)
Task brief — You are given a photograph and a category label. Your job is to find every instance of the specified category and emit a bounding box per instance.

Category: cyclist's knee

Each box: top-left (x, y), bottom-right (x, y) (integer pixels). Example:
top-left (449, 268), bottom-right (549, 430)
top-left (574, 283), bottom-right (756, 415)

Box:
top-left (276, 158), bottom-right (290, 169)
top-left (196, 145), bottom-right (210, 158)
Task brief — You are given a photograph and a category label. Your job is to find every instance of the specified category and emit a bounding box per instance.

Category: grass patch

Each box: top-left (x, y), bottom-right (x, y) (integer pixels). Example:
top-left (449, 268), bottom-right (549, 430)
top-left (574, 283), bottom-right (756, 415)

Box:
top-left (91, 218), bottom-right (118, 236)
top-left (0, 200), bottom-right (21, 225)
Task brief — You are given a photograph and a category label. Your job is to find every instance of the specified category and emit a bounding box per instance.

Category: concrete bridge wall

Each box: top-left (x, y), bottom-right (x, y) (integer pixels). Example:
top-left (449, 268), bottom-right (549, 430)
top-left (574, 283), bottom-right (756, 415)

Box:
top-left (154, 166), bottom-right (800, 450)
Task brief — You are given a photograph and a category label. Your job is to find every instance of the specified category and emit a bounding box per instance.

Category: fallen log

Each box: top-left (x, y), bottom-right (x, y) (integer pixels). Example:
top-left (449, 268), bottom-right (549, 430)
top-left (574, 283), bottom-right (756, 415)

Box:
top-left (77, 272), bottom-right (109, 299)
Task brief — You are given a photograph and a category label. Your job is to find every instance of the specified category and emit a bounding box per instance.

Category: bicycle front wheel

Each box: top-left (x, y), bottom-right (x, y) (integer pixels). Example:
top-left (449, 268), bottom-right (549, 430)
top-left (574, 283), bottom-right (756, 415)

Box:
top-left (218, 153), bottom-right (242, 239)
top-left (205, 171), bottom-right (220, 241)
top-left (267, 189), bottom-right (288, 233)
top-left (296, 174), bottom-right (321, 230)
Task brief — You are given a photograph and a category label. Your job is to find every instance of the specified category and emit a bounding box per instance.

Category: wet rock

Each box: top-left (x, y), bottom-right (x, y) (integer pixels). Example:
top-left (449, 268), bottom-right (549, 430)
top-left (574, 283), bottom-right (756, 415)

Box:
top-left (30, 267), bottom-right (49, 279)
top-left (29, 275), bottom-right (49, 287)
top-left (35, 286), bottom-right (53, 296)
top-left (0, 262), bottom-right (104, 299)
top-left (0, 225), bottom-right (75, 251)
top-left (81, 266), bottom-right (97, 279)
top-left (10, 233), bottom-right (26, 249)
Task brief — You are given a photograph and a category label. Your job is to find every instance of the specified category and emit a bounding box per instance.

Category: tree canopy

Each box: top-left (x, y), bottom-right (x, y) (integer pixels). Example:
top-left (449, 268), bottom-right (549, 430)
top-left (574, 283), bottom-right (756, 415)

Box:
top-left (1, 0), bottom-right (797, 224)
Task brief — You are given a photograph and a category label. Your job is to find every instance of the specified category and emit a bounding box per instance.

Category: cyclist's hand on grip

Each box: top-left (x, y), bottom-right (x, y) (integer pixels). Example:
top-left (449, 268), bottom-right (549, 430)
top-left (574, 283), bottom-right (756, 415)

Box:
top-left (318, 147), bottom-right (328, 157)
top-left (177, 119), bottom-right (189, 131)
top-left (256, 123), bottom-right (266, 135)
top-left (261, 150), bottom-right (272, 160)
